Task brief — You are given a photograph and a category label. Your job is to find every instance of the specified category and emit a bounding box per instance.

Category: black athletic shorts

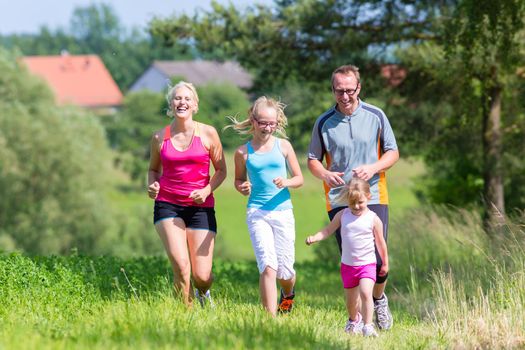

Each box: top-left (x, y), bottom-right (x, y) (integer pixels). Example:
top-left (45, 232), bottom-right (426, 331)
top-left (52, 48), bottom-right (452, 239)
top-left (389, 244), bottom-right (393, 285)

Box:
top-left (153, 200), bottom-right (217, 233)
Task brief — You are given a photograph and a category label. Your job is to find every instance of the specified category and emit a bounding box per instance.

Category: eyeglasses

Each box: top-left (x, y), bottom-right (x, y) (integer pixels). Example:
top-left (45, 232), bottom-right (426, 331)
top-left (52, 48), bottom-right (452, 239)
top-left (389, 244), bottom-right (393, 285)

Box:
top-left (253, 118), bottom-right (278, 128)
top-left (333, 83), bottom-right (360, 97)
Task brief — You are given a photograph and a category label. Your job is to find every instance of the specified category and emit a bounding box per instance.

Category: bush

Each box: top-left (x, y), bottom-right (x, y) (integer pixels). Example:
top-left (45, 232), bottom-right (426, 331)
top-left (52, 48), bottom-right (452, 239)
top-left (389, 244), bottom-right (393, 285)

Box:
top-left (0, 48), bottom-right (113, 254)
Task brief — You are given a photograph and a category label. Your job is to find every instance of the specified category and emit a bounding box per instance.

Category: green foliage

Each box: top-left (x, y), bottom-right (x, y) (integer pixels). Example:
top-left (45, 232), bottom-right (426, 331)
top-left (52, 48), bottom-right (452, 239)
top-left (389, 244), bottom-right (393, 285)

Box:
top-left (102, 90), bottom-right (167, 181)
top-left (197, 82), bottom-right (250, 149)
top-left (388, 37), bottom-right (525, 209)
top-left (445, 0), bottom-right (525, 78)
top-left (0, 48), bottom-right (112, 254)
top-left (150, 1), bottom-right (439, 93)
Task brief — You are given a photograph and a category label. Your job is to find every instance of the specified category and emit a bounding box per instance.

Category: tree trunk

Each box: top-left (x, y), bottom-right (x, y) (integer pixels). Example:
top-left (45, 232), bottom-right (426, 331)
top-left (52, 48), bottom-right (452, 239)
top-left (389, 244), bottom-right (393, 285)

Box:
top-left (482, 83), bottom-right (505, 232)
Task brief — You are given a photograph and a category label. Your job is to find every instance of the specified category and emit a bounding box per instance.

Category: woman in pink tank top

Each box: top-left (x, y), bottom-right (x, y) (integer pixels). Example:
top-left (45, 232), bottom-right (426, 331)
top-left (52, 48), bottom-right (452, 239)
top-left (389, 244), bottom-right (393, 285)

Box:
top-left (147, 81), bottom-right (227, 307)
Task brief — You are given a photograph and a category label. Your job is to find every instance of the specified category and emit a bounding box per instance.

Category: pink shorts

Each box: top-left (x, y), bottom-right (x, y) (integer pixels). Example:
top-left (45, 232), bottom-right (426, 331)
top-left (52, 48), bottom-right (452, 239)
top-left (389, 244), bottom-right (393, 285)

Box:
top-left (340, 262), bottom-right (377, 288)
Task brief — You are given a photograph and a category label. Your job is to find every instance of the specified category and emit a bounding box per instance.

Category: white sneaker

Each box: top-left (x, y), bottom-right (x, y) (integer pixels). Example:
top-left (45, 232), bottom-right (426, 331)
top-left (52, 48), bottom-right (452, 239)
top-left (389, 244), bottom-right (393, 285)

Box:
top-left (195, 289), bottom-right (215, 308)
top-left (374, 293), bottom-right (393, 330)
top-left (344, 313), bottom-right (364, 334)
top-left (362, 324), bottom-right (379, 337)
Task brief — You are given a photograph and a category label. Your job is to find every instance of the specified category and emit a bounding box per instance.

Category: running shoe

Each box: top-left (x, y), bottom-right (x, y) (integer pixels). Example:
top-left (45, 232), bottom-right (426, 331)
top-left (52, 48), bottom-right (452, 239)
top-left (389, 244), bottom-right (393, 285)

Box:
top-left (374, 293), bottom-right (393, 330)
top-left (344, 313), bottom-right (364, 334)
top-left (195, 289), bottom-right (214, 308)
top-left (278, 289), bottom-right (295, 314)
top-left (362, 324), bottom-right (379, 337)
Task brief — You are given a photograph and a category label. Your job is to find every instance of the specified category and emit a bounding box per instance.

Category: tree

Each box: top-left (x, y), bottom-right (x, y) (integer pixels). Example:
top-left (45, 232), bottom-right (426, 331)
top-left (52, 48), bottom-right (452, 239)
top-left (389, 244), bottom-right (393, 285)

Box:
top-left (150, 0), bottom-right (441, 93)
top-left (443, 0), bottom-right (525, 228)
top-left (0, 48), bottom-right (113, 254)
top-left (102, 90), bottom-right (167, 182)
top-left (388, 1), bottom-right (525, 228)
top-left (197, 82), bottom-right (251, 149)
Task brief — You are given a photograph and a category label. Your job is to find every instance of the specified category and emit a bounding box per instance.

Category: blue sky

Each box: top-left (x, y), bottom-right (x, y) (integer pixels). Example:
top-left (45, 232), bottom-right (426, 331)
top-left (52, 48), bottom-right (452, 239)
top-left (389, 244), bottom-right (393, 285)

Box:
top-left (0, 0), bottom-right (273, 35)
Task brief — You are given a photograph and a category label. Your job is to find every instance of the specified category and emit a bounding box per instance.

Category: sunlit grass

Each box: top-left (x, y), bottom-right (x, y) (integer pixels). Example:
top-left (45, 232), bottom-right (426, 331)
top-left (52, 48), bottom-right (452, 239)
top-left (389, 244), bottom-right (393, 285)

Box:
top-left (1, 208), bottom-right (524, 349)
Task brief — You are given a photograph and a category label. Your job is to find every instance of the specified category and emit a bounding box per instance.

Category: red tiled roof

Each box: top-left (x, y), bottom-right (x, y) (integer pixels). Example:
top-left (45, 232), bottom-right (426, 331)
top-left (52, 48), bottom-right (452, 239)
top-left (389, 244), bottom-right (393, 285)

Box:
top-left (22, 54), bottom-right (123, 107)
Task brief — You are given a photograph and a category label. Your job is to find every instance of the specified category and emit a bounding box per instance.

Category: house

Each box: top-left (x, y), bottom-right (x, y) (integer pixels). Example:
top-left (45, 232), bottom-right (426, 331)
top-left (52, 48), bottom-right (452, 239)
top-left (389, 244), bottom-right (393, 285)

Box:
top-left (21, 54), bottom-right (123, 111)
top-left (380, 64), bottom-right (407, 87)
top-left (129, 60), bottom-right (253, 93)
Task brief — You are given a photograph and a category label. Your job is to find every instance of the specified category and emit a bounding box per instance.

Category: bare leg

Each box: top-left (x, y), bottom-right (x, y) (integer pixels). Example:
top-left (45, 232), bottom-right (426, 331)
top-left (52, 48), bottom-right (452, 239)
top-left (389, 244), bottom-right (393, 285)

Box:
top-left (187, 228), bottom-right (215, 294)
top-left (155, 218), bottom-right (192, 305)
top-left (373, 281), bottom-right (386, 299)
top-left (277, 275), bottom-right (295, 296)
top-left (359, 278), bottom-right (375, 325)
top-left (260, 266), bottom-right (278, 316)
top-left (344, 286), bottom-right (360, 321)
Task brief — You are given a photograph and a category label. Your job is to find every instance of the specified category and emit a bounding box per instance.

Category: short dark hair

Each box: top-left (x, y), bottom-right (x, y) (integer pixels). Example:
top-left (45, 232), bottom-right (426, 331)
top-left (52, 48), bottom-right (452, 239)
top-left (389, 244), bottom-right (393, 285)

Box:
top-left (331, 65), bottom-right (360, 88)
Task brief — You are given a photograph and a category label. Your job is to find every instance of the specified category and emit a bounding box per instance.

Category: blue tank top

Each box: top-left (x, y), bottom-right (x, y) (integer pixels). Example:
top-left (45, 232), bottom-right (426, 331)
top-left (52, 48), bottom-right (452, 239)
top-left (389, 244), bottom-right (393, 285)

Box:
top-left (246, 138), bottom-right (293, 210)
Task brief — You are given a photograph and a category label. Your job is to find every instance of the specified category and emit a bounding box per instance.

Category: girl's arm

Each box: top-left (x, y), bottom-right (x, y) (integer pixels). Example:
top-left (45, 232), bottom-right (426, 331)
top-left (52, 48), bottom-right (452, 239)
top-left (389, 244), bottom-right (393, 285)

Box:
top-left (189, 124), bottom-right (227, 204)
top-left (273, 139), bottom-right (303, 189)
top-left (306, 210), bottom-right (344, 245)
top-left (234, 145), bottom-right (251, 196)
top-left (373, 215), bottom-right (389, 276)
top-left (147, 130), bottom-right (162, 199)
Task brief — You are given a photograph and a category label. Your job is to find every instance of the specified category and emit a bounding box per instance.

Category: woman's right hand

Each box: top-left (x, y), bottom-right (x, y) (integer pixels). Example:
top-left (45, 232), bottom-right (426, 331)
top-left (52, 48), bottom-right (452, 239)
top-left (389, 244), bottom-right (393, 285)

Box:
top-left (148, 181), bottom-right (160, 199)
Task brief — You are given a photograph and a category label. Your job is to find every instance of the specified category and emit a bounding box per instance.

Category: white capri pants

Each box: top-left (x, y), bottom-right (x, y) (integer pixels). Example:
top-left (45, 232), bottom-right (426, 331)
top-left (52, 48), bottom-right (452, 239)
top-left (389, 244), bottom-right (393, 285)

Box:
top-left (246, 208), bottom-right (296, 280)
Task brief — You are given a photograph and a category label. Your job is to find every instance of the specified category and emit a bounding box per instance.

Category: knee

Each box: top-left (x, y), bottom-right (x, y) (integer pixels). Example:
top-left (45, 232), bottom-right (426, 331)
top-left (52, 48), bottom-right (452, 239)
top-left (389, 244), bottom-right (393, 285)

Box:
top-left (376, 273), bottom-right (388, 284)
top-left (193, 270), bottom-right (213, 288)
top-left (360, 291), bottom-right (373, 304)
top-left (171, 259), bottom-right (191, 281)
top-left (262, 266), bottom-right (277, 278)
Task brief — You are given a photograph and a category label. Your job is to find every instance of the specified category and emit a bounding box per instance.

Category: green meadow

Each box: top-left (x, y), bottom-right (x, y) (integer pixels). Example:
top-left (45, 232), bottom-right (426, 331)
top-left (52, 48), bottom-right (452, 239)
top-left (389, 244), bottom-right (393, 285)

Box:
top-left (1, 156), bottom-right (523, 349)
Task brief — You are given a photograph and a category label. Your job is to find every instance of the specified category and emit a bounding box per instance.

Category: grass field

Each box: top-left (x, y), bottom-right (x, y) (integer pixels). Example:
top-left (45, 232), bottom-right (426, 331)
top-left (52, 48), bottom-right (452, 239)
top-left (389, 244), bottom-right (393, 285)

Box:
top-left (1, 239), bottom-right (523, 349)
top-left (2, 154), bottom-right (524, 349)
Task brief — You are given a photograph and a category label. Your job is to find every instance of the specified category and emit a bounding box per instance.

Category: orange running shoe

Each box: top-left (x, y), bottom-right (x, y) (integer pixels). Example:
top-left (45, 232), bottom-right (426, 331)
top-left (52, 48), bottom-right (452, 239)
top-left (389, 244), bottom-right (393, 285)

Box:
top-left (278, 289), bottom-right (295, 314)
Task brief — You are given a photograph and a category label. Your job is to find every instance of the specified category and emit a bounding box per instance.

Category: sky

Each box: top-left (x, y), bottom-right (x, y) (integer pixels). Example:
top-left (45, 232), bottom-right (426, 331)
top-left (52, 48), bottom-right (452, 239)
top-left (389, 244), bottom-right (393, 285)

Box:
top-left (0, 0), bottom-right (273, 35)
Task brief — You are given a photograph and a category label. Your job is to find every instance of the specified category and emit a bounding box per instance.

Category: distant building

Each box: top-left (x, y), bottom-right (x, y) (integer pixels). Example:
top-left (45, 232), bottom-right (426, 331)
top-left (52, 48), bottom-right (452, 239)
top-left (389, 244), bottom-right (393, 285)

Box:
top-left (21, 54), bottom-right (123, 111)
top-left (380, 64), bottom-right (407, 87)
top-left (130, 60), bottom-right (253, 93)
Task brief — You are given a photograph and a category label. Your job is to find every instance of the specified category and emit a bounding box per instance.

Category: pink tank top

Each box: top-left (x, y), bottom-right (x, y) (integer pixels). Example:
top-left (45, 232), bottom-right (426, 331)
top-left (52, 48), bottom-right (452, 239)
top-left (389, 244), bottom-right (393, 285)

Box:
top-left (157, 124), bottom-right (214, 207)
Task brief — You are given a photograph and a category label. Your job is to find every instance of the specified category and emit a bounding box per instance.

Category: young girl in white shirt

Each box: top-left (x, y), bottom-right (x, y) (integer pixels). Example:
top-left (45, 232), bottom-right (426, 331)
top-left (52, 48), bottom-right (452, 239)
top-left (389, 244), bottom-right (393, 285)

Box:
top-left (306, 178), bottom-right (389, 337)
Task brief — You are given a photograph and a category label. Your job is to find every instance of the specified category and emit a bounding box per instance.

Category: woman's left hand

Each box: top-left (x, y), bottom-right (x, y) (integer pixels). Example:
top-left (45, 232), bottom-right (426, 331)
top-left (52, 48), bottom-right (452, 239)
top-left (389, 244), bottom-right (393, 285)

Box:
top-left (189, 186), bottom-right (211, 204)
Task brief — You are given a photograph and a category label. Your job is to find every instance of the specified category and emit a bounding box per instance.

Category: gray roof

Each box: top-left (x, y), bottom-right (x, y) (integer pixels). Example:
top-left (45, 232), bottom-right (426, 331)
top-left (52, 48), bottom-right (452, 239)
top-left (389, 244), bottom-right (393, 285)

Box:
top-left (153, 60), bottom-right (253, 89)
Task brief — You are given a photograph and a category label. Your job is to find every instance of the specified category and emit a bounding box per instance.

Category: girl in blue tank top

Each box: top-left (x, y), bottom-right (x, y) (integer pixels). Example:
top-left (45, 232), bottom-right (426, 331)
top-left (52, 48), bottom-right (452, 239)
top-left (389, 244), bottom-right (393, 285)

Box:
top-left (227, 96), bottom-right (303, 316)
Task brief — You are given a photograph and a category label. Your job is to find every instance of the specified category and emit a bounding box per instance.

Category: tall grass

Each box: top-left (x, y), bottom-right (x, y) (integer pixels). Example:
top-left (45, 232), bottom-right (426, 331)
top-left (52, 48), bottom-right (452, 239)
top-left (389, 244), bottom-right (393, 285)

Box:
top-left (1, 210), bottom-right (524, 349)
top-left (390, 207), bottom-right (525, 349)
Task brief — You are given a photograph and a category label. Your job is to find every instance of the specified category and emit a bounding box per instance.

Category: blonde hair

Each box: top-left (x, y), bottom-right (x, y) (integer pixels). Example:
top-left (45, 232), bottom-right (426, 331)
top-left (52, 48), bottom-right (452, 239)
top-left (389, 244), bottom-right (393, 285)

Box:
top-left (166, 81), bottom-right (199, 117)
top-left (334, 177), bottom-right (371, 207)
top-left (225, 96), bottom-right (288, 138)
